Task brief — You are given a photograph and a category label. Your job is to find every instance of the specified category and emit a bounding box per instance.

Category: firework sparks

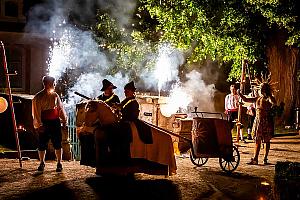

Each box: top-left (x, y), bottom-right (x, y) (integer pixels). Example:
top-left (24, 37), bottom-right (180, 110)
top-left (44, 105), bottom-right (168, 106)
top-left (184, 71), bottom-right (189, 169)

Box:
top-left (154, 44), bottom-right (183, 96)
top-left (47, 27), bottom-right (73, 79)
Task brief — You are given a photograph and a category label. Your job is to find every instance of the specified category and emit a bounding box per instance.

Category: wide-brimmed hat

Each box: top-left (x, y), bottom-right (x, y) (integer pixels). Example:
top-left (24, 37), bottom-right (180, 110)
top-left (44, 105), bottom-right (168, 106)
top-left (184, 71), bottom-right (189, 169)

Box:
top-left (124, 81), bottom-right (136, 91)
top-left (101, 79), bottom-right (117, 91)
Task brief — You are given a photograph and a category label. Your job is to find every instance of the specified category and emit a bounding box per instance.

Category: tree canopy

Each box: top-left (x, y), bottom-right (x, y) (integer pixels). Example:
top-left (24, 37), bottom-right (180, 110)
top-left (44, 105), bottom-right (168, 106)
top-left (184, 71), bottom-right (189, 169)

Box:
top-left (93, 12), bottom-right (158, 78)
top-left (94, 0), bottom-right (300, 81)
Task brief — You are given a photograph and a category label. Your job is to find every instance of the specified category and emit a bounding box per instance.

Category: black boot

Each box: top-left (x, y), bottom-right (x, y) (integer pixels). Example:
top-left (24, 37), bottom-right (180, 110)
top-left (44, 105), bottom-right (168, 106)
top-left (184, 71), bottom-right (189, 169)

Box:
top-left (56, 162), bottom-right (63, 172)
top-left (37, 162), bottom-right (45, 171)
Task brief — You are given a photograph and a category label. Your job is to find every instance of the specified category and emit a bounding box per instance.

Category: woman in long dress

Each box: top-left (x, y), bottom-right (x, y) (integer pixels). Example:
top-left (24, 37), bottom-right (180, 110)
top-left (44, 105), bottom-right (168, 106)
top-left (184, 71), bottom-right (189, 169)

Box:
top-left (238, 82), bottom-right (276, 165)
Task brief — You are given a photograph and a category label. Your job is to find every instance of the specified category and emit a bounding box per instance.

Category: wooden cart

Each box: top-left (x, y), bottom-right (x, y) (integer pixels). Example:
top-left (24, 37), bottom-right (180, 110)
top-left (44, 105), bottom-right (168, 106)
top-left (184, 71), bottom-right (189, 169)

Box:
top-left (145, 112), bottom-right (240, 173)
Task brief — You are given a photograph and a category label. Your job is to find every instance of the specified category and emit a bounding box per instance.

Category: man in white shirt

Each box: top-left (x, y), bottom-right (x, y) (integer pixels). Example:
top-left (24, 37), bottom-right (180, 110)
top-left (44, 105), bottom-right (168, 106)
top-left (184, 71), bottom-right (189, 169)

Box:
top-left (225, 84), bottom-right (246, 142)
top-left (32, 76), bottom-right (67, 172)
top-left (225, 84), bottom-right (240, 127)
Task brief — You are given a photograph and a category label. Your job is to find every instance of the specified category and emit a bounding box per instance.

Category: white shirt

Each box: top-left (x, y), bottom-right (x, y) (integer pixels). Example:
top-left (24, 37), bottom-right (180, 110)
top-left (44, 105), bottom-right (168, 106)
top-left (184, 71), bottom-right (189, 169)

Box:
top-left (32, 89), bottom-right (67, 129)
top-left (225, 94), bottom-right (239, 111)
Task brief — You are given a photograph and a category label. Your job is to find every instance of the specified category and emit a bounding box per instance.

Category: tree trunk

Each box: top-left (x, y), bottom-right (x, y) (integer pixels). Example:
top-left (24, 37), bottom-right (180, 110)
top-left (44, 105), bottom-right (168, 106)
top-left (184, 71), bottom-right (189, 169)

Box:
top-left (267, 32), bottom-right (299, 126)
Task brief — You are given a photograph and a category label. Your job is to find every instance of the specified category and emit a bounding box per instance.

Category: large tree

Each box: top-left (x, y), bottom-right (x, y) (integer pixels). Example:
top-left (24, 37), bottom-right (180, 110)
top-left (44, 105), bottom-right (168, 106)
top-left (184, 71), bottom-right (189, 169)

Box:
top-left (93, 0), bottom-right (300, 123)
top-left (138, 0), bottom-right (300, 79)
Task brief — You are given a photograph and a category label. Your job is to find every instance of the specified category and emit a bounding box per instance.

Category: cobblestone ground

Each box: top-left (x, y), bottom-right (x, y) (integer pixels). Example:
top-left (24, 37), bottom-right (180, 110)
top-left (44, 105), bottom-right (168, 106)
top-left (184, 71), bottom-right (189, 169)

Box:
top-left (0, 135), bottom-right (299, 200)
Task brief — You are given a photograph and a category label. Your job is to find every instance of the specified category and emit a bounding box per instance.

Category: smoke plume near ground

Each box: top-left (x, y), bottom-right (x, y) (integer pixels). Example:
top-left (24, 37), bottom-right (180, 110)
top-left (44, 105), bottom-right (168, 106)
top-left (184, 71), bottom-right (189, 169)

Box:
top-left (160, 70), bottom-right (216, 117)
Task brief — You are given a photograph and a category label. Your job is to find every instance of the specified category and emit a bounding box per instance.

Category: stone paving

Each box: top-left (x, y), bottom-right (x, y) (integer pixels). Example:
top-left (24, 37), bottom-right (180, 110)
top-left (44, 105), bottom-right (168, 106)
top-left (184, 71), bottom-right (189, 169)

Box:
top-left (0, 135), bottom-right (299, 200)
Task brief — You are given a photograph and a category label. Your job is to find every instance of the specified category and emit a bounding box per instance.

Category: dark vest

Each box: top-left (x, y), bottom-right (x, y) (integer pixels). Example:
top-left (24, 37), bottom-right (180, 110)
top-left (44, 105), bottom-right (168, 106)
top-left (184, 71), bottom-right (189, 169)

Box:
top-left (120, 96), bottom-right (139, 121)
top-left (97, 93), bottom-right (120, 107)
top-left (120, 96), bottom-right (153, 144)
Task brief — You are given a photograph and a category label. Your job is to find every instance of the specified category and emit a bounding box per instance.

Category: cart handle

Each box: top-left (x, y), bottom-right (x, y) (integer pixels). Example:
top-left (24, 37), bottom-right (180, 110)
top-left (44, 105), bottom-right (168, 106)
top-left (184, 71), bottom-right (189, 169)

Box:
top-left (142, 120), bottom-right (192, 143)
top-left (141, 120), bottom-right (198, 158)
top-left (190, 111), bottom-right (224, 119)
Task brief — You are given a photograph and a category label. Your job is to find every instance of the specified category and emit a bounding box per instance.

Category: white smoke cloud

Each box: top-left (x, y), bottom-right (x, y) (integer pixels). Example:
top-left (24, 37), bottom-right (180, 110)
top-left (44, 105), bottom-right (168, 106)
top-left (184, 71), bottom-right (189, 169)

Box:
top-left (183, 70), bottom-right (216, 111)
top-left (154, 44), bottom-right (184, 93)
top-left (160, 70), bottom-right (216, 117)
top-left (65, 73), bottom-right (102, 109)
top-left (26, 0), bottom-right (136, 33)
top-left (160, 82), bottom-right (193, 117)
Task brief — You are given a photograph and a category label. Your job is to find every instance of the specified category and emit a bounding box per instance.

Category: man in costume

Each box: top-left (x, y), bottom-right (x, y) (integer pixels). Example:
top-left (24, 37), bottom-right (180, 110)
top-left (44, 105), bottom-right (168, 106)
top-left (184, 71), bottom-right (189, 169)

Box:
top-left (120, 81), bottom-right (139, 122)
top-left (32, 76), bottom-right (67, 172)
top-left (225, 84), bottom-right (245, 142)
top-left (225, 84), bottom-right (239, 130)
top-left (104, 81), bottom-right (140, 165)
top-left (95, 81), bottom-right (152, 171)
top-left (79, 79), bottom-right (119, 167)
top-left (97, 79), bottom-right (120, 107)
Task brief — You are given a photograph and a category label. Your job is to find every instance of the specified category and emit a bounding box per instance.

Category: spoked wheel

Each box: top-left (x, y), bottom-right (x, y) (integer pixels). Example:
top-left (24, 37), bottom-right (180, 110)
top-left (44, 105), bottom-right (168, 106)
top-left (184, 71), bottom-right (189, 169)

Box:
top-left (190, 150), bottom-right (208, 167)
top-left (219, 145), bottom-right (240, 173)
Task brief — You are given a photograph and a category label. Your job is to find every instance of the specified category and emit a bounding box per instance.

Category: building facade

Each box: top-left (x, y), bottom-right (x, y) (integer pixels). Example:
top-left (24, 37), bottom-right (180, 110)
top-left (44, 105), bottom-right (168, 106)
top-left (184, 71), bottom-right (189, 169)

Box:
top-left (0, 0), bottom-right (49, 94)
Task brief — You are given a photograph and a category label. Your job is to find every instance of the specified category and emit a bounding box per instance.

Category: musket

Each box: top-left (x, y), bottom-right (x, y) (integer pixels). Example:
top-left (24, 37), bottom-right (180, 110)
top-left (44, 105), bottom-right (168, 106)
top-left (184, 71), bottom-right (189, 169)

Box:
top-left (0, 41), bottom-right (22, 168)
top-left (74, 91), bottom-right (92, 100)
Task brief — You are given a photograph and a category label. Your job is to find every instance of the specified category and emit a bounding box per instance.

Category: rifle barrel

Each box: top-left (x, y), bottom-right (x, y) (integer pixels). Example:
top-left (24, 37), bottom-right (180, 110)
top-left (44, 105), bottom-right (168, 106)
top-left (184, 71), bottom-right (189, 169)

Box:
top-left (74, 92), bottom-right (92, 100)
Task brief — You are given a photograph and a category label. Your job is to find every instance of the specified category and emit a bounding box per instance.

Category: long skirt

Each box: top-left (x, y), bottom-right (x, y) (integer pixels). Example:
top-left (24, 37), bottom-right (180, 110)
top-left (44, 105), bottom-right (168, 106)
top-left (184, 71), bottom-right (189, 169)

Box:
top-left (252, 113), bottom-right (274, 143)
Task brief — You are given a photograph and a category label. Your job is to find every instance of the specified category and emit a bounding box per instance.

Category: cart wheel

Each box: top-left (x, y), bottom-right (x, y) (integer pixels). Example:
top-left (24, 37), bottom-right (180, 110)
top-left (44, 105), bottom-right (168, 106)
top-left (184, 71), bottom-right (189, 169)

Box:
top-left (219, 145), bottom-right (240, 173)
top-left (190, 151), bottom-right (208, 167)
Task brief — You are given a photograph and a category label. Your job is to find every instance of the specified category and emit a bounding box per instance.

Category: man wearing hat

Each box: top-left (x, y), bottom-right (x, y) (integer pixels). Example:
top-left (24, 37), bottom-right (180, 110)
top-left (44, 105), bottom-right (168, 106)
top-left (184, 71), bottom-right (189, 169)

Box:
top-left (120, 81), bottom-right (139, 122)
top-left (120, 81), bottom-right (152, 144)
top-left (95, 81), bottom-right (139, 170)
top-left (97, 79), bottom-right (120, 107)
top-left (94, 81), bottom-right (152, 173)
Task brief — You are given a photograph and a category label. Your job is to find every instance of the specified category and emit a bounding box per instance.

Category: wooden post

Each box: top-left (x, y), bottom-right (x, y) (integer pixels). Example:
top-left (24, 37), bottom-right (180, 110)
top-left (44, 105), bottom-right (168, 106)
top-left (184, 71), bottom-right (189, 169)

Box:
top-left (236, 60), bottom-right (247, 142)
top-left (0, 41), bottom-right (22, 167)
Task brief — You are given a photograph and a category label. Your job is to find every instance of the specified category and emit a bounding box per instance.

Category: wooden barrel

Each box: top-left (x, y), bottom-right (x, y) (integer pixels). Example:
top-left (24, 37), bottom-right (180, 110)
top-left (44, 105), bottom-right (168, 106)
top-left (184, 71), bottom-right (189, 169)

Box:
top-left (191, 117), bottom-right (220, 157)
top-left (191, 117), bottom-right (233, 158)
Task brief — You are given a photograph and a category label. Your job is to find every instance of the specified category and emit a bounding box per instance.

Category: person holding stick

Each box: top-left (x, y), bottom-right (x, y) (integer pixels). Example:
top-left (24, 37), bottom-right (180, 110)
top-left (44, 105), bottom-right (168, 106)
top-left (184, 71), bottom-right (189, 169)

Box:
top-left (237, 76), bottom-right (276, 165)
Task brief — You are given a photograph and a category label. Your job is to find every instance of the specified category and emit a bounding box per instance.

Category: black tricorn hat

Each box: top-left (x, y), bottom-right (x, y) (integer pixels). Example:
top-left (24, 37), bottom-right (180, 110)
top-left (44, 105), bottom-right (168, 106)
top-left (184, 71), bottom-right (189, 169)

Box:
top-left (124, 81), bottom-right (136, 91)
top-left (101, 79), bottom-right (117, 91)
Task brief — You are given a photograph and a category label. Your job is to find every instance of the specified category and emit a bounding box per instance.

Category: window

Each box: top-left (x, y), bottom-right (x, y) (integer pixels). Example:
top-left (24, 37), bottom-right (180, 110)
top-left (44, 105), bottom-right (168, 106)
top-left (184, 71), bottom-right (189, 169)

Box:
top-left (5, 1), bottom-right (18, 17)
top-left (0, 45), bottom-right (26, 90)
top-left (0, 0), bottom-right (25, 22)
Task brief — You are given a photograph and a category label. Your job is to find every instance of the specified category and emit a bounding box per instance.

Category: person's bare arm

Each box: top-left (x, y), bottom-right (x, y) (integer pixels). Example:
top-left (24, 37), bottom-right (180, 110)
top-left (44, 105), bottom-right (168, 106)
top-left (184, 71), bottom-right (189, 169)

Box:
top-left (32, 97), bottom-right (42, 129)
top-left (57, 94), bottom-right (68, 126)
top-left (237, 90), bottom-right (257, 103)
